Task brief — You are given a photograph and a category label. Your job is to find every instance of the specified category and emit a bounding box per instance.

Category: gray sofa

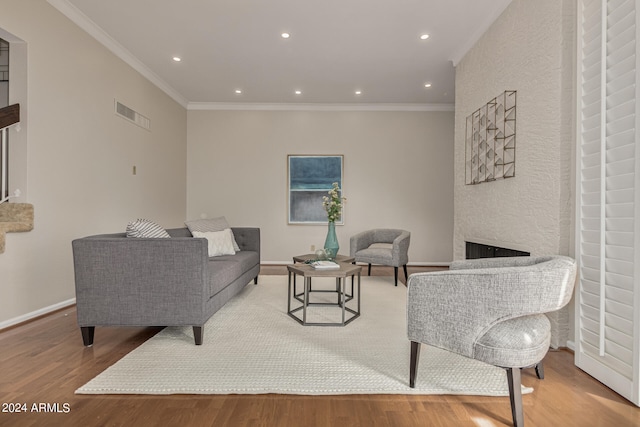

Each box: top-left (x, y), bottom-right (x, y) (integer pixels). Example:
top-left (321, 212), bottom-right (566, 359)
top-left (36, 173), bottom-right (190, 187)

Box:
top-left (72, 227), bottom-right (260, 346)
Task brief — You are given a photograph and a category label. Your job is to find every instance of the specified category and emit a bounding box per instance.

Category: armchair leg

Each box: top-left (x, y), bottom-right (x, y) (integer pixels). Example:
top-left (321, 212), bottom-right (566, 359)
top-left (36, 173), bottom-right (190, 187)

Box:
top-left (409, 341), bottom-right (421, 388)
top-left (506, 368), bottom-right (524, 427)
top-left (394, 267), bottom-right (399, 286)
top-left (367, 264), bottom-right (372, 276)
top-left (535, 362), bottom-right (544, 379)
top-left (81, 326), bottom-right (95, 347)
top-left (403, 264), bottom-right (408, 281)
top-left (193, 326), bottom-right (203, 345)
top-left (254, 276), bottom-right (258, 285)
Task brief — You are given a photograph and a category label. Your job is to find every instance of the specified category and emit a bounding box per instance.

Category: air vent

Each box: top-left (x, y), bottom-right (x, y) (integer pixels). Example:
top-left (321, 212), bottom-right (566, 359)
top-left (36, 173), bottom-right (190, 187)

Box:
top-left (114, 100), bottom-right (150, 131)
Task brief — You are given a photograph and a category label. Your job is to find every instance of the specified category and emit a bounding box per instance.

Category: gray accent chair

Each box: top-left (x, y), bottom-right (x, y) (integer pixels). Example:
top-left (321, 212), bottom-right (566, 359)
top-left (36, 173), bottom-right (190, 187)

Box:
top-left (349, 229), bottom-right (410, 286)
top-left (407, 255), bottom-right (577, 427)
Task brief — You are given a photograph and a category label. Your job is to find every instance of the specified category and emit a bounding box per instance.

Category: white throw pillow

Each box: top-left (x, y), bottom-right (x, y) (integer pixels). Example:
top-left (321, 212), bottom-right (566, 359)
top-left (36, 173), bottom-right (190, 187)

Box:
top-left (192, 229), bottom-right (236, 257)
top-left (185, 217), bottom-right (241, 251)
top-left (126, 219), bottom-right (171, 238)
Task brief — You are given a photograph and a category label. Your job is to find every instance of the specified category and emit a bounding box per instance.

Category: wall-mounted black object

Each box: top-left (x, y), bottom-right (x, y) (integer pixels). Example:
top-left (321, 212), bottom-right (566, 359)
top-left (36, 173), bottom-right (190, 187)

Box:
top-left (465, 241), bottom-right (530, 259)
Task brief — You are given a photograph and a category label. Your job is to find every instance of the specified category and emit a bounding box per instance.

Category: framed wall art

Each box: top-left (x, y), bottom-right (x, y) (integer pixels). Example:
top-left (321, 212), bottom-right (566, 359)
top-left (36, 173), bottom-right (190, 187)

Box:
top-left (288, 155), bottom-right (344, 224)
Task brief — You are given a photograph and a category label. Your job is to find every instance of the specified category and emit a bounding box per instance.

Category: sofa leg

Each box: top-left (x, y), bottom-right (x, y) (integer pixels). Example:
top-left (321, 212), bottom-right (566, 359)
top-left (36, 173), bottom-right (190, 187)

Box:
top-left (193, 326), bottom-right (203, 345)
top-left (367, 264), bottom-right (372, 276)
top-left (81, 326), bottom-right (95, 347)
top-left (394, 267), bottom-right (398, 286)
top-left (254, 276), bottom-right (258, 285)
top-left (506, 367), bottom-right (524, 427)
top-left (409, 341), bottom-right (421, 388)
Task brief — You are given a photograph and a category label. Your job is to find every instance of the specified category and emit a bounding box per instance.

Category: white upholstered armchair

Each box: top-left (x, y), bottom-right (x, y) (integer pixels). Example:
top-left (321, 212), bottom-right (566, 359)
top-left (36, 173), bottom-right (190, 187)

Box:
top-left (407, 255), bottom-right (577, 426)
top-left (350, 229), bottom-right (410, 286)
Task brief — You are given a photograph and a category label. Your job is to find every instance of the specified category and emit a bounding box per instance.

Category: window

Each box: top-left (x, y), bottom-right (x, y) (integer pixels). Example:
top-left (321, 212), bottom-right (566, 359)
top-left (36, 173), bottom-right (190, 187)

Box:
top-left (575, 0), bottom-right (639, 406)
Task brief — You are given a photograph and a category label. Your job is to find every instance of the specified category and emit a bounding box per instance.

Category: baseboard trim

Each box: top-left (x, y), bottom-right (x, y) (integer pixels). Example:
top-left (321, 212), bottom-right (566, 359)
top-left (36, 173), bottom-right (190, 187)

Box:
top-left (0, 298), bottom-right (76, 331)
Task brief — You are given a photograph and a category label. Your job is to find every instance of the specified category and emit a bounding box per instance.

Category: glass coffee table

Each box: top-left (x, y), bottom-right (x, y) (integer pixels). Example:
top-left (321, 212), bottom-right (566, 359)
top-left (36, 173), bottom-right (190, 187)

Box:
top-left (286, 262), bottom-right (362, 326)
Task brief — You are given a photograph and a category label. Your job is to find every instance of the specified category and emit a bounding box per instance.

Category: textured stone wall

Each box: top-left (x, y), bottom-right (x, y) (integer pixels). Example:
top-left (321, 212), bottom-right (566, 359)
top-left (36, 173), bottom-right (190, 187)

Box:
top-left (453, 0), bottom-right (576, 347)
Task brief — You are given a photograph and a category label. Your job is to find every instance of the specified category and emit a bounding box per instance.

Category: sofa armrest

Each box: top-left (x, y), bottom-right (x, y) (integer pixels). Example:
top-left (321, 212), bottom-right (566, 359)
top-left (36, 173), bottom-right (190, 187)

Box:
top-left (72, 235), bottom-right (210, 326)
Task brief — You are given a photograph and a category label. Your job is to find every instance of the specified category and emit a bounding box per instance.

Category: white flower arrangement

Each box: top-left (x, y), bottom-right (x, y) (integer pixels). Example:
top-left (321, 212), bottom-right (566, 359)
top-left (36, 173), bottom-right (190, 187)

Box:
top-left (322, 182), bottom-right (346, 222)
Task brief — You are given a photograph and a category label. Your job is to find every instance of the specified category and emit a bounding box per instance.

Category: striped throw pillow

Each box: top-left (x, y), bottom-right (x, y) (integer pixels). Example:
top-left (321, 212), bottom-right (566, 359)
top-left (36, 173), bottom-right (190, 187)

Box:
top-left (126, 219), bottom-right (171, 238)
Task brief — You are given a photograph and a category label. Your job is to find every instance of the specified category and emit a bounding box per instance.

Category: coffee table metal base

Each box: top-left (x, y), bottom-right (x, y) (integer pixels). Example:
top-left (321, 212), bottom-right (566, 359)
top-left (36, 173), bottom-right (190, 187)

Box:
top-left (292, 279), bottom-right (355, 305)
top-left (287, 270), bottom-right (361, 326)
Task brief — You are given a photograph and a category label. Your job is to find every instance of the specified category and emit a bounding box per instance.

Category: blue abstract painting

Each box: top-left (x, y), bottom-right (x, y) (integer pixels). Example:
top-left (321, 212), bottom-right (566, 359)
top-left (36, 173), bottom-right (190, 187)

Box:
top-left (288, 155), bottom-right (343, 224)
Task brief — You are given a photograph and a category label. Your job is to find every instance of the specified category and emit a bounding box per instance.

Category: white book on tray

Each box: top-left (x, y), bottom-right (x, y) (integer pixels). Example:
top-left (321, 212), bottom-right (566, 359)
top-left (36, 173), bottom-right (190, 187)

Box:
top-left (310, 260), bottom-right (340, 269)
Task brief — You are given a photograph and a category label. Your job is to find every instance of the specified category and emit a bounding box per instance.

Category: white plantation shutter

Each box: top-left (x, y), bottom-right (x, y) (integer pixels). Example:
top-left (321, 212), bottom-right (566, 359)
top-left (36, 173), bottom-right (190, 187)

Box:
top-left (576, 0), bottom-right (640, 405)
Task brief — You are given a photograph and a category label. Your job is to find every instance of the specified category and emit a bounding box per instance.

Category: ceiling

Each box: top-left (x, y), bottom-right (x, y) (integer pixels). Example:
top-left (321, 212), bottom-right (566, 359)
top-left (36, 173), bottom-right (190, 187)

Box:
top-left (51, 0), bottom-right (512, 108)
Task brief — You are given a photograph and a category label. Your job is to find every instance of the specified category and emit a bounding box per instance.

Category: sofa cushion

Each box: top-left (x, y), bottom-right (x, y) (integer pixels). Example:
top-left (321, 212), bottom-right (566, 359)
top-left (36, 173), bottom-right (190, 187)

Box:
top-left (126, 219), bottom-right (170, 238)
top-left (355, 243), bottom-right (393, 264)
top-left (192, 229), bottom-right (236, 257)
top-left (166, 227), bottom-right (193, 238)
top-left (185, 217), bottom-right (240, 251)
top-left (210, 251), bottom-right (259, 272)
top-left (206, 251), bottom-right (259, 297)
top-left (206, 260), bottom-right (241, 297)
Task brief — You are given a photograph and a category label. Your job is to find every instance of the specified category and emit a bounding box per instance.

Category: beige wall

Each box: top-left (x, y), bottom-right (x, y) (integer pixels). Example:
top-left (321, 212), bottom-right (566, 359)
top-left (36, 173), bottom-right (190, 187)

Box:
top-left (453, 0), bottom-right (576, 346)
top-left (0, 0), bottom-right (187, 327)
top-left (187, 109), bottom-right (454, 264)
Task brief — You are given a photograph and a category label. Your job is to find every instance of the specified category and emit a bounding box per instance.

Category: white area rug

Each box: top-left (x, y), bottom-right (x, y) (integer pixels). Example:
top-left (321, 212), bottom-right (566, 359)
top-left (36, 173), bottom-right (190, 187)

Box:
top-left (76, 275), bottom-right (532, 396)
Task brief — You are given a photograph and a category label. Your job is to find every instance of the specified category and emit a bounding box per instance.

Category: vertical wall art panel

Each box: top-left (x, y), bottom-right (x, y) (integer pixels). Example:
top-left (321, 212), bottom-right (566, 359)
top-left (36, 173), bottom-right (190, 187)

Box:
top-left (288, 155), bottom-right (343, 224)
top-left (465, 90), bottom-right (516, 184)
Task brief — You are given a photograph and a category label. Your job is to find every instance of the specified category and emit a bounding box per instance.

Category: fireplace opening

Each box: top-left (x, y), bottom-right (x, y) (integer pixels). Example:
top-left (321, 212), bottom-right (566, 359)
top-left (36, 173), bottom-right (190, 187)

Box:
top-left (465, 241), bottom-right (530, 259)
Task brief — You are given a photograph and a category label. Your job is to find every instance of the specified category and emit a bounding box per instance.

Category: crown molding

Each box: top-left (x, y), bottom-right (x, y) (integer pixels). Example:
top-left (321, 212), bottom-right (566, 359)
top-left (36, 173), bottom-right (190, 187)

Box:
top-left (187, 102), bottom-right (455, 112)
top-left (47, 0), bottom-right (189, 108)
top-left (0, 28), bottom-right (25, 43)
top-left (449, 0), bottom-right (513, 67)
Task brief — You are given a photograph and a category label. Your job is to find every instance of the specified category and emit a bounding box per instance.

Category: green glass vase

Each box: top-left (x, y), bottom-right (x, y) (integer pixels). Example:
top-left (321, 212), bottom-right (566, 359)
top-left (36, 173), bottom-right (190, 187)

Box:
top-left (324, 221), bottom-right (339, 259)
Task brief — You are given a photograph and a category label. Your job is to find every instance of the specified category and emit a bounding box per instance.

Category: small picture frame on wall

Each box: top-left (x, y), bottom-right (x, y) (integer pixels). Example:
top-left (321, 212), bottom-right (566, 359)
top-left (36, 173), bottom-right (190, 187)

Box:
top-left (288, 155), bottom-right (344, 224)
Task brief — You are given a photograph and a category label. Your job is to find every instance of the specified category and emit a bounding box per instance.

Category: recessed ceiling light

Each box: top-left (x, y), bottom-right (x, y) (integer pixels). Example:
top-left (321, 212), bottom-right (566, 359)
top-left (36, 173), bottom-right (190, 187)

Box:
top-left (235, 89), bottom-right (242, 94)
top-left (281, 32), bottom-right (290, 39)
top-left (294, 90), bottom-right (302, 95)
top-left (355, 90), bottom-right (362, 95)
top-left (424, 83), bottom-right (432, 88)
top-left (420, 34), bottom-right (430, 40)
top-left (172, 56), bottom-right (181, 62)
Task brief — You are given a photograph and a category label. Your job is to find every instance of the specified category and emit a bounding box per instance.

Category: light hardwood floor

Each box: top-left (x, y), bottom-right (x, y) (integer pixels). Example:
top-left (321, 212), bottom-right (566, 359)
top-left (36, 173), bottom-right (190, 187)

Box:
top-left (0, 265), bottom-right (639, 427)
